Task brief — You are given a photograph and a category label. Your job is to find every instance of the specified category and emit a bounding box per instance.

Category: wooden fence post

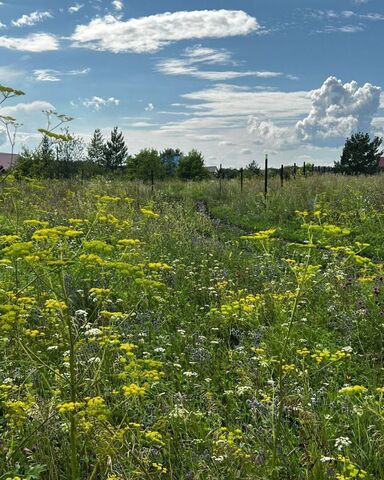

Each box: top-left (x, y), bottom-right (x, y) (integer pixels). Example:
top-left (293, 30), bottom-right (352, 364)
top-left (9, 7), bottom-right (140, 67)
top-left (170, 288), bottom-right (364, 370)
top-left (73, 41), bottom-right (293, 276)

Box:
top-left (240, 167), bottom-right (244, 193)
top-left (264, 154), bottom-right (268, 201)
top-left (303, 161), bottom-right (306, 177)
top-left (293, 162), bottom-right (297, 179)
top-left (219, 164), bottom-right (222, 196)
top-left (280, 164), bottom-right (284, 187)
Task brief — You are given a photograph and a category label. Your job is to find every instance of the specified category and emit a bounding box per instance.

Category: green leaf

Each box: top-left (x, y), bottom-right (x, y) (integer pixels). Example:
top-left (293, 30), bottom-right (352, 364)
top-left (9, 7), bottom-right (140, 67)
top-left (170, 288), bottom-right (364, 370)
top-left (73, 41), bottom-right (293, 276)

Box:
top-left (38, 128), bottom-right (73, 142)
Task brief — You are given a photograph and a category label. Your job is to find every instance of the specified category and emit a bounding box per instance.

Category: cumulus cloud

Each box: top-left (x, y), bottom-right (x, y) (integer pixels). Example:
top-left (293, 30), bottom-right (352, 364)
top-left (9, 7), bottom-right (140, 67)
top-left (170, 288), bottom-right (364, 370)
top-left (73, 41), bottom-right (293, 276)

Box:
top-left (0, 33), bottom-right (59, 52)
top-left (33, 68), bottom-right (90, 82)
top-left (82, 96), bottom-right (120, 110)
top-left (145, 103), bottom-right (154, 112)
top-left (248, 118), bottom-right (298, 150)
top-left (12, 11), bottom-right (52, 27)
top-left (295, 76), bottom-right (381, 145)
top-left (246, 76), bottom-right (382, 149)
top-left (68, 4), bottom-right (84, 14)
top-left (71, 10), bottom-right (259, 53)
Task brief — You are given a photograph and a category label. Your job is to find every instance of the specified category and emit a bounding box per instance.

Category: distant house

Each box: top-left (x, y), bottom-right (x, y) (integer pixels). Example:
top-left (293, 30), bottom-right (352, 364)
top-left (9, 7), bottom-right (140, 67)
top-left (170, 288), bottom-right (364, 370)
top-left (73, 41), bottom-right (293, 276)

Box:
top-left (379, 157), bottom-right (384, 169)
top-left (206, 166), bottom-right (219, 175)
top-left (0, 153), bottom-right (18, 172)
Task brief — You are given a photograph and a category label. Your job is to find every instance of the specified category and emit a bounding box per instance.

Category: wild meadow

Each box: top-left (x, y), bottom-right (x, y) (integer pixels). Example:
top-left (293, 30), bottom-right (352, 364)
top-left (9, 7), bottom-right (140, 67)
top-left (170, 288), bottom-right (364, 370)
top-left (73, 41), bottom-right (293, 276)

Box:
top-left (1, 173), bottom-right (384, 479)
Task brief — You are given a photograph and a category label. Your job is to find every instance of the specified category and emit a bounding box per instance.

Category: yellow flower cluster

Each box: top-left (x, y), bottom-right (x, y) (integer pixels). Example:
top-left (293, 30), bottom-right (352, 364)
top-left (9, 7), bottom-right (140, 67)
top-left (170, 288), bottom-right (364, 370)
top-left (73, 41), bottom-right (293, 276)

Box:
top-left (338, 385), bottom-right (367, 395)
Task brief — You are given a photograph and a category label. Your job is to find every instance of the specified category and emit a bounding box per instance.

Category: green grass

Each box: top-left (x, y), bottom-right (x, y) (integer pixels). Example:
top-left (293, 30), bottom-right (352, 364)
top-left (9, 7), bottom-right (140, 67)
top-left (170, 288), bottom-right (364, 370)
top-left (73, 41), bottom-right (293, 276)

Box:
top-left (0, 174), bottom-right (383, 479)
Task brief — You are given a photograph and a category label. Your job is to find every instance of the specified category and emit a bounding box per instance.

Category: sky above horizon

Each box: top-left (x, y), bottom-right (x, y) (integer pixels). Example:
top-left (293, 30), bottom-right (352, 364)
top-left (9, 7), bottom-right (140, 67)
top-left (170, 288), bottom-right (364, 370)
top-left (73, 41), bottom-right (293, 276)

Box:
top-left (0, 0), bottom-right (384, 167)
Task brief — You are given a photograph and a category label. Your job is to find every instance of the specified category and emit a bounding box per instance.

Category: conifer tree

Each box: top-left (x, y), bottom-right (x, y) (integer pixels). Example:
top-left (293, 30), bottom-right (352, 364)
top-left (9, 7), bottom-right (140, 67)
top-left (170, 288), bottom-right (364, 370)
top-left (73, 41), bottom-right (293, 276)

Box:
top-left (87, 128), bottom-right (106, 166)
top-left (104, 126), bottom-right (127, 170)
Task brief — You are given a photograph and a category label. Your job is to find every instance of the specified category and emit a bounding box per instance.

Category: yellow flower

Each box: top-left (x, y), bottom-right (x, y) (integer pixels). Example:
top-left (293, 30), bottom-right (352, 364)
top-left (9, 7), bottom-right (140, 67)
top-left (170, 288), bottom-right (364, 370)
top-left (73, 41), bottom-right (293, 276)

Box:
top-left (338, 385), bottom-right (367, 395)
top-left (122, 383), bottom-right (147, 396)
top-left (57, 401), bottom-right (84, 414)
top-left (45, 299), bottom-right (67, 311)
top-left (140, 208), bottom-right (160, 218)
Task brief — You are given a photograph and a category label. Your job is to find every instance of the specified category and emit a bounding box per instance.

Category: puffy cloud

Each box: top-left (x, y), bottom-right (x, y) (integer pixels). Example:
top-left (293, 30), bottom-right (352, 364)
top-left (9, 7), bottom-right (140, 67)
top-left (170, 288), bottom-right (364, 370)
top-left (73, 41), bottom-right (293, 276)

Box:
top-left (12, 11), bottom-right (52, 27)
top-left (145, 103), bottom-right (154, 112)
top-left (71, 10), bottom-right (259, 53)
top-left (33, 68), bottom-right (90, 82)
top-left (0, 33), bottom-right (59, 52)
top-left (248, 118), bottom-right (298, 150)
top-left (246, 76), bottom-right (381, 149)
top-left (82, 96), bottom-right (120, 110)
top-left (295, 76), bottom-right (381, 145)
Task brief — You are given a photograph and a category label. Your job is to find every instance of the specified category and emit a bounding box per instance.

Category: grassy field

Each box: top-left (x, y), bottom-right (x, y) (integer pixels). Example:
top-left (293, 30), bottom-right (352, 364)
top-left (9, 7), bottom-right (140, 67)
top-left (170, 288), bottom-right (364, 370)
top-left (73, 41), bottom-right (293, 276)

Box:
top-left (1, 174), bottom-right (384, 479)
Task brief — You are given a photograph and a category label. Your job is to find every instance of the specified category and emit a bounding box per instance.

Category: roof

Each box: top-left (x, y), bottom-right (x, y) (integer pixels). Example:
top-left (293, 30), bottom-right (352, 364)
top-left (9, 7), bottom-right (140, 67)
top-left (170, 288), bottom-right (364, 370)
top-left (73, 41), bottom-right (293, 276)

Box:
top-left (206, 166), bottom-right (219, 173)
top-left (379, 157), bottom-right (384, 168)
top-left (0, 153), bottom-right (18, 171)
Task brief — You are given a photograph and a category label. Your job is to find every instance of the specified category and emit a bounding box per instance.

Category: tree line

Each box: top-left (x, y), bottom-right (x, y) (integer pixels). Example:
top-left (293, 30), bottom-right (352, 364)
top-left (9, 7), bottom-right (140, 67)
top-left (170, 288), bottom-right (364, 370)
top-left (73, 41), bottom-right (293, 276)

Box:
top-left (15, 127), bottom-right (264, 180)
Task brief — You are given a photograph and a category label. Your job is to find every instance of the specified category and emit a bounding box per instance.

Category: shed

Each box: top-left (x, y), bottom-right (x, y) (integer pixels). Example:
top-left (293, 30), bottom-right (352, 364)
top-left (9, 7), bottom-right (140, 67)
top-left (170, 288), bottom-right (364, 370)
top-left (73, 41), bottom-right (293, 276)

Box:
top-left (379, 157), bottom-right (384, 169)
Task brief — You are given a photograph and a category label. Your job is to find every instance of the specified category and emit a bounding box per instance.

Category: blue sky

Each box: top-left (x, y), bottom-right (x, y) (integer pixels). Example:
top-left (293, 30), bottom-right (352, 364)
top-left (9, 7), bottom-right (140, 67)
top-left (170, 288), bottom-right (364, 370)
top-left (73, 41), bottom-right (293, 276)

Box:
top-left (0, 0), bottom-right (383, 167)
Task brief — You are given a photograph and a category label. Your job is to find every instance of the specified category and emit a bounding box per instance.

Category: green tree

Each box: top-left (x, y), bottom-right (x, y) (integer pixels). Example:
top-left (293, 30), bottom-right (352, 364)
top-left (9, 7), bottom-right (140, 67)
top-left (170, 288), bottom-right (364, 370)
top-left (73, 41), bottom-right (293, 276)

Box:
top-left (335, 132), bottom-right (383, 175)
top-left (177, 149), bottom-right (209, 180)
top-left (245, 160), bottom-right (261, 177)
top-left (160, 148), bottom-right (182, 177)
top-left (104, 127), bottom-right (128, 170)
top-left (87, 128), bottom-right (105, 166)
top-left (128, 148), bottom-right (165, 180)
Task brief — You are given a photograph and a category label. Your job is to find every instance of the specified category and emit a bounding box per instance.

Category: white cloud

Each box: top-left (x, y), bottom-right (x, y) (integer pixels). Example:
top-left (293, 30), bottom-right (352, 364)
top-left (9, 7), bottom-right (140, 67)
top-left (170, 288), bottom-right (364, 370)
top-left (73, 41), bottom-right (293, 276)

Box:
top-left (68, 4), bottom-right (84, 14)
top-left (12, 11), bottom-right (52, 28)
top-left (0, 65), bottom-right (24, 81)
top-left (0, 21), bottom-right (5, 28)
top-left (33, 68), bottom-right (90, 82)
top-left (323, 24), bottom-right (364, 33)
top-left (248, 118), bottom-right (298, 150)
top-left (0, 100), bottom-right (55, 140)
top-left (145, 103), bottom-right (154, 111)
top-left (181, 83), bottom-right (311, 119)
top-left (0, 33), bottom-right (59, 52)
top-left (71, 10), bottom-right (259, 53)
top-left (240, 148), bottom-right (252, 155)
top-left (82, 96), bottom-right (120, 110)
top-left (295, 76), bottom-right (381, 145)
top-left (156, 57), bottom-right (285, 81)
top-left (112, 1), bottom-right (124, 11)
top-left (245, 76), bottom-right (381, 149)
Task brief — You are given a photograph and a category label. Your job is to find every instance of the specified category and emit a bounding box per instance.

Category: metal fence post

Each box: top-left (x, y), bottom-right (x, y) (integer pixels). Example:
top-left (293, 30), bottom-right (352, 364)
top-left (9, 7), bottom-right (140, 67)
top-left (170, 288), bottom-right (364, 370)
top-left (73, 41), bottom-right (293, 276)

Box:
top-left (240, 167), bottom-right (244, 193)
top-left (280, 164), bottom-right (284, 187)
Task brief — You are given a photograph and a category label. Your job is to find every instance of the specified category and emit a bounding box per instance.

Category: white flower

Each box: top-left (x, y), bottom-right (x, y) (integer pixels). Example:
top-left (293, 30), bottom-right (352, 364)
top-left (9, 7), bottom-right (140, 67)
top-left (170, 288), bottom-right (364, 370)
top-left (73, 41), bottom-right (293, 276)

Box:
top-left (341, 346), bottom-right (353, 353)
top-left (84, 328), bottom-right (102, 337)
top-left (154, 347), bottom-right (165, 353)
top-left (335, 436), bottom-right (351, 451)
top-left (183, 371), bottom-right (198, 377)
top-left (75, 309), bottom-right (88, 318)
top-left (320, 456), bottom-right (336, 463)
